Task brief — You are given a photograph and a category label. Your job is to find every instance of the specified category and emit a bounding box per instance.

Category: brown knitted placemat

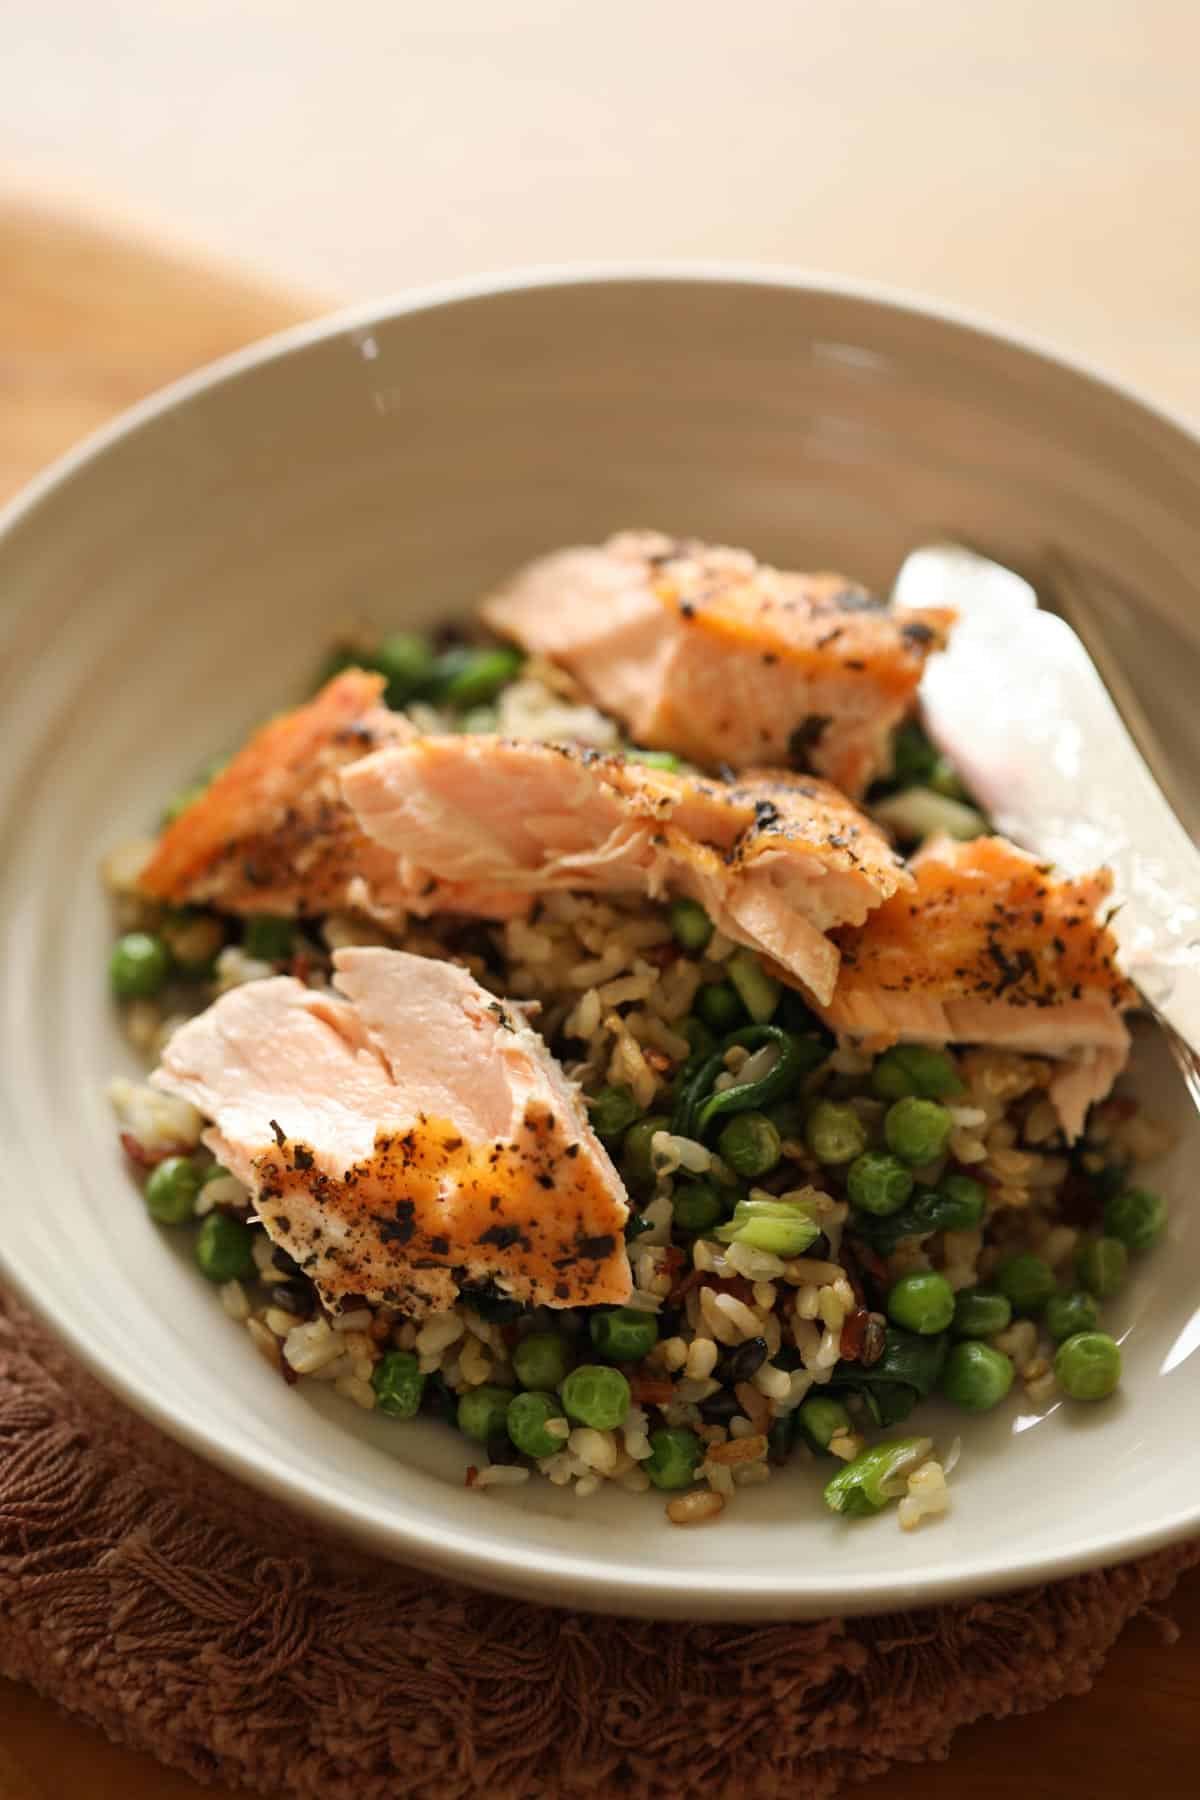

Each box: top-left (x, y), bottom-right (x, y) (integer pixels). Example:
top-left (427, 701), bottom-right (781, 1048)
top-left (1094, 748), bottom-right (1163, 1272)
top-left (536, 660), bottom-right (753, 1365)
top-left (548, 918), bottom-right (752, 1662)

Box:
top-left (1, 1287), bottom-right (1195, 1800)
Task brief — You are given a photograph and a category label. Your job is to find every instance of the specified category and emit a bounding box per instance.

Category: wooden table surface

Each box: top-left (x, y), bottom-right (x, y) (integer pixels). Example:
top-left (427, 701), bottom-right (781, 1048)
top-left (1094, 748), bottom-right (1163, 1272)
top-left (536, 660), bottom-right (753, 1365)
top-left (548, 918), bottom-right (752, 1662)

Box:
top-left (1, 195), bottom-right (1199, 1798)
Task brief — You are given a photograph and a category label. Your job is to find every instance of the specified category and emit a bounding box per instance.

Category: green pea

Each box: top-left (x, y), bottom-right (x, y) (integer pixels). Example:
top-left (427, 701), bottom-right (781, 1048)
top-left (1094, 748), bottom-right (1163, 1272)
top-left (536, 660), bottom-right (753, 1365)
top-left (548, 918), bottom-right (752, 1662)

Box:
top-left (668, 898), bottom-right (714, 952)
top-left (1044, 1290), bottom-right (1100, 1344)
top-left (883, 1096), bottom-right (953, 1166)
top-left (194, 1213), bottom-right (256, 1283)
top-left (726, 948), bottom-right (781, 1024)
top-left (805, 1100), bottom-right (867, 1166)
top-left (373, 631), bottom-right (436, 708)
top-left (871, 1044), bottom-right (963, 1101)
top-left (847, 1151), bottom-right (914, 1217)
top-left (242, 915), bottom-right (294, 962)
top-left (109, 931), bottom-right (171, 1000)
top-left (587, 1084), bottom-right (642, 1147)
top-left (588, 1307), bottom-right (658, 1364)
top-left (1103, 1187), bottom-right (1167, 1253)
top-left (951, 1287), bottom-right (1012, 1339)
top-left (506, 1390), bottom-right (567, 1458)
top-left (457, 1384), bottom-right (516, 1444)
top-left (671, 1181), bottom-right (727, 1233)
top-left (717, 1111), bottom-right (781, 1178)
top-left (621, 1114), bottom-right (671, 1190)
top-left (439, 645), bottom-right (523, 710)
top-left (714, 1193), bottom-right (821, 1257)
top-left (930, 1173), bottom-right (987, 1231)
top-left (941, 1340), bottom-right (1015, 1411)
top-left (797, 1395), bottom-right (853, 1454)
top-left (994, 1252), bottom-right (1058, 1316)
top-left (886, 1271), bottom-right (955, 1335)
top-left (144, 1156), bottom-right (201, 1224)
top-left (1054, 1330), bottom-right (1121, 1401)
top-left (823, 1436), bottom-right (934, 1518)
top-left (160, 782), bottom-right (207, 827)
top-left (1076, 1236), bottom-right (1128, 1300)
top-left (695, 982), bottom-right (746, 1033)
top-left (644, 1427), bottom-right (703, 1490)
top-left (560, 1364), bottom-right (631, 1430)
top-left (512, 1331), bottom-right (572, 1391)
top-left (371, 1349), bottom-right (425, 1419)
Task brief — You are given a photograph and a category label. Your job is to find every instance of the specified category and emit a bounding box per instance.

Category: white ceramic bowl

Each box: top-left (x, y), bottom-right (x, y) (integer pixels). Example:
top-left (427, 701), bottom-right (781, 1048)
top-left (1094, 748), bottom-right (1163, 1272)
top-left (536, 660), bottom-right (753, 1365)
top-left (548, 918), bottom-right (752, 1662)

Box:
top-left (3, 269), bottom-right (1200, 1621)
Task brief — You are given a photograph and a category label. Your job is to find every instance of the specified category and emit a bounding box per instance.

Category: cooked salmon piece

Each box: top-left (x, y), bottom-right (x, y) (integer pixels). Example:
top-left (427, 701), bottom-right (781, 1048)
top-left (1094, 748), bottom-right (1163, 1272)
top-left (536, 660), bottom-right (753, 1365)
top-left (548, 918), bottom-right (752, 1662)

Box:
top-left (479, 531), bottom-right (955, 794)
top-left (152, 946), bottom-right (631, 1316)
top-left (138, 670), bottom-right (525, 926)
top-left (341, 737), bottom-right (911, 1007)
top-left (818, 835), bottom-right (1136, 1140)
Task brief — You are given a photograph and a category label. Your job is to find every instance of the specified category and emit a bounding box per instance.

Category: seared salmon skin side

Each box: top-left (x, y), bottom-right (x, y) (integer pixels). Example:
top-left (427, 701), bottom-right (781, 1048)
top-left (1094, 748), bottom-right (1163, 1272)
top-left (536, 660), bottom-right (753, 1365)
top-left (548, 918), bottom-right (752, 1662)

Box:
top-left (819, 834), bottom-right (1136, 1138)
top-left (341, 736), bottom-right (911, 1007)
top-left (138, 670), bottom-right (526, 925)
top-left (480, 530), bottom-right (955, 794)
top-left (152, 946), bottom-right (632, 1316)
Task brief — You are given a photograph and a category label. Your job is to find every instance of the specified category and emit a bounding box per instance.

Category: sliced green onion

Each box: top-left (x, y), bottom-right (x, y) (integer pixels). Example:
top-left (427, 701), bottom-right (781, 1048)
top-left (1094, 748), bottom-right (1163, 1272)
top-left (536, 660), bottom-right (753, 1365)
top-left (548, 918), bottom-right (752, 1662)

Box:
top-left (872, 788), bottom-right (987, 843)
top-left (714, 1192), bottom-right (821, 1257)
top-left (726, 948), bottom-right (781, 1024)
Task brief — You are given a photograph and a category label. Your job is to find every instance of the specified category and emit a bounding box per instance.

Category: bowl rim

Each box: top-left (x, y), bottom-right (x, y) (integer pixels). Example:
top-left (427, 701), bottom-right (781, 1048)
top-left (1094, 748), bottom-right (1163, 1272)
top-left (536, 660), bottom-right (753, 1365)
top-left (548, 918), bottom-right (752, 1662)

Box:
top-left (4, 261), bottom-right (1200, 1619)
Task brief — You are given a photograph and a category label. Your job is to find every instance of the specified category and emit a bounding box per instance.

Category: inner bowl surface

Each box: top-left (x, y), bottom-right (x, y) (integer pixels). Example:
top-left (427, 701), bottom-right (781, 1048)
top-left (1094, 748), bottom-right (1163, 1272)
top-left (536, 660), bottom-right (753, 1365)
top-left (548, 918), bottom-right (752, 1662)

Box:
top-left (2, 269), bottom-right (1200, 1620)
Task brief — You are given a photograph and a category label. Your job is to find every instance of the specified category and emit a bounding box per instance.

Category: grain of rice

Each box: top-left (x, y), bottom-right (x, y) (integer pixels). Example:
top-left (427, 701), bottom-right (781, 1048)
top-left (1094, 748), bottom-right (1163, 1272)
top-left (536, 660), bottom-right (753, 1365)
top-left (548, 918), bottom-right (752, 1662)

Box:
top-left (458, 1334), bottom-right (492, 1386)
top-left (724, 1242), bottom-right (787, 1281)
top-left (574, 1474), bottom-right (602, 1498)
top-left (898, 1459), bottom-right (949, 1530)
top-left (123, 1000), bottom-right (163, 1053)
top-left (699, 1461), bottom-right (735, 1499)
top-left (334, 1374), bottom-right (376, 1411)
top-left (991, 1319), bottom-right (1039, 1374)
top-left (283, 1318), bottom-right (343, 1374)
top-left (219, 1280), bottom-right (250, 1322)
top-left (473, 1465), bottom-right (531, 1489)
top-left (109, 1078), bottom-right (204, 1153)
top-left (620, 1467), bottom-right (652, 1493)
top-left (703, 932), bottom-right (736, 963)
top-left (661, 1336), bottom-right (689, 1372)
top-left (794, 1285), bottom-right (821, 1321)
top-left (332, 1308), bottom-right (374, 1334)
top-left (684, 1337), bottom-right (718, 1380)
top-left (731, 1460), bottom-right (772, 1486)
top-left (544, 1414), bottom-right (570, 1440)
top-left (675, 1375), bottom-right (721, 1403)
top-left (651, 1131), bottom-right (712, 1176)
top-left (708, 1432), bottom-right (767, 1466)
top-left (752, 1281), bottom-right (778, 1312)
top-left (1040, 1225), bottom-right (1080, 1269)
top-left (828, 1429), bottom-right (865, 1462)
top-left (782, 1256), bottom-right (845, 1287)
top-left (569, 1427), bottom-right (619, 1473)
top-left (753, 1361), bottom-right (793, 1402)
top-left (214, 946), bottom-right (276, 992)
top-left (264, 1306), bottom-right (305, 1337)
top-left (246, 1318), bottom-right (282, 1369)
top-left (734, 1382), bottom-right (770, 1434)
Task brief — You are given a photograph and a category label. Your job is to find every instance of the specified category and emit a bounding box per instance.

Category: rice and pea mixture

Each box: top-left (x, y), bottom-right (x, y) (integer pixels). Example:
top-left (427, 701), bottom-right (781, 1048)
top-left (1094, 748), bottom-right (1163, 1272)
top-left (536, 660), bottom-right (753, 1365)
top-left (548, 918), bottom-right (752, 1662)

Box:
top-left (104, 629), bottom-right (1171, 1529)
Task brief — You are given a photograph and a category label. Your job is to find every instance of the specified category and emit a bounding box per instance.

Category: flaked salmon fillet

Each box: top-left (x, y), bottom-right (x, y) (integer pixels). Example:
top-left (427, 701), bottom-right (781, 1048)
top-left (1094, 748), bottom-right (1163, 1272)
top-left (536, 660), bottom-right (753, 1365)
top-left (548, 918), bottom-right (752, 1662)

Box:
top-left (138, 670), bottom-right (525, 925)
top-left (819, 835), bottom-right (1137, 1140)
top-left (480, 530), bottom-right (954, 794)
top-left (152, 946), bottom-right (631, 1317)
top-left (341, 737), bottom-right (911, 1007)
